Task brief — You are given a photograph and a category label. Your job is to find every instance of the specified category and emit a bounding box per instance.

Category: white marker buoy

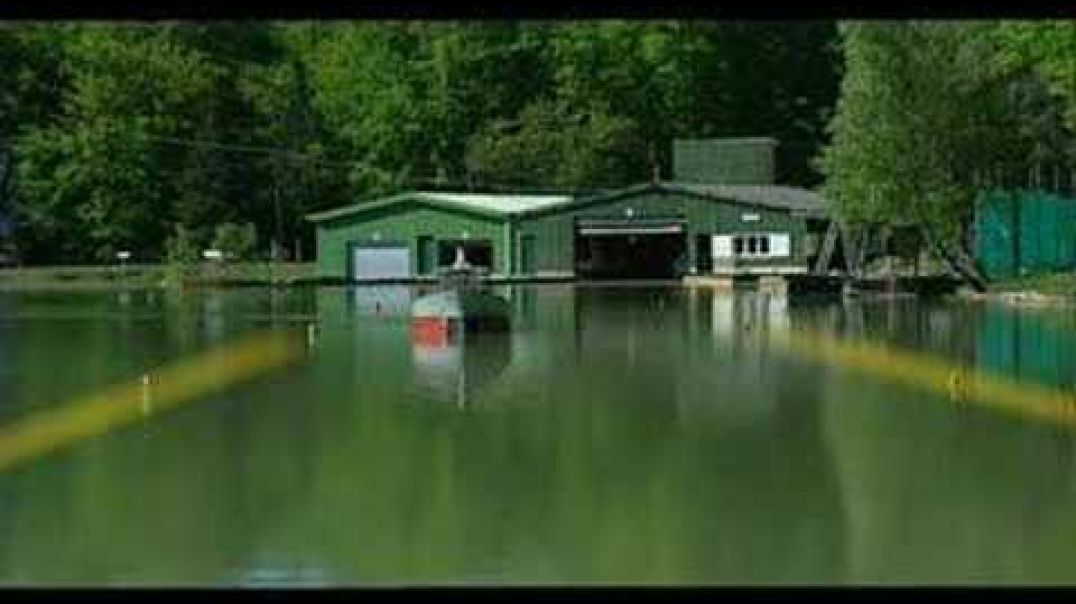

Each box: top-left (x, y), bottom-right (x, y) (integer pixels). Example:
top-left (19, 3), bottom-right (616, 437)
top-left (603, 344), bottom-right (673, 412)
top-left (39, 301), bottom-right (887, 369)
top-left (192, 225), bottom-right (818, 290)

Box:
top-left (141, 374), bottom-right (152, 415)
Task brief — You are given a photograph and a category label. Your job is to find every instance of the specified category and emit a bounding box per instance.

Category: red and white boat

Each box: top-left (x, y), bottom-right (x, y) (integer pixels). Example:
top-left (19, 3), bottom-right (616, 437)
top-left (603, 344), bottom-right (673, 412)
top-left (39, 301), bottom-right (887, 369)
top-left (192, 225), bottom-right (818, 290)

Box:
top-left (410, 247), bottom-right (511, 346)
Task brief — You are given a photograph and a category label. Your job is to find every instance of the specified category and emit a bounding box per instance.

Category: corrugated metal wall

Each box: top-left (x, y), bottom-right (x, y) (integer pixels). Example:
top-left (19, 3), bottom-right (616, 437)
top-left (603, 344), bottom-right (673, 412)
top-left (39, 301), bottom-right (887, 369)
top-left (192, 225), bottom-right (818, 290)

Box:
top-left (519, 190), bottom-right (810, 274)
top-left (975, 190), bottom-right (1076, 280)
top-left (315, 203), bottom-right (507, 279)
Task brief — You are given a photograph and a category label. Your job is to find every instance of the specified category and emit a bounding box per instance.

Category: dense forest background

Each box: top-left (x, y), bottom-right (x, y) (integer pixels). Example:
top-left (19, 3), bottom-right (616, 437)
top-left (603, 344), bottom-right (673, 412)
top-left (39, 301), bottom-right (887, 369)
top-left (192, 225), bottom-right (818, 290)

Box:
top-left (0, 20), bottom-right (1073, 268)
top-left (0, 21), bottom-right (842, 264)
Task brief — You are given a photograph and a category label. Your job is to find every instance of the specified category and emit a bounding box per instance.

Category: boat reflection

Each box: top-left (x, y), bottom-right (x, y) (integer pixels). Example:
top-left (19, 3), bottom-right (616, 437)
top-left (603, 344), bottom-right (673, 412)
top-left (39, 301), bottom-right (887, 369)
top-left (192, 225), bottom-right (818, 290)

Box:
top-left (410, 329), bottom-right (513, 409)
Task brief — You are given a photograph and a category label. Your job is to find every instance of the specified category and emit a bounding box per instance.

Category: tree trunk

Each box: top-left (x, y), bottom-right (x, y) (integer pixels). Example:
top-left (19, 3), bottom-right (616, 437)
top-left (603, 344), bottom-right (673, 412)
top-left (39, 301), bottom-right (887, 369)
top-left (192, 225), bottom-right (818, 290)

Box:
top-left (0, 146), bottom-right (11, 204)
top-left (272, 179), bottom-right (285, 261)
top-left (903, 185), bottom-right (988, 292)
top-left (916, 222), bottom-right (987, 292)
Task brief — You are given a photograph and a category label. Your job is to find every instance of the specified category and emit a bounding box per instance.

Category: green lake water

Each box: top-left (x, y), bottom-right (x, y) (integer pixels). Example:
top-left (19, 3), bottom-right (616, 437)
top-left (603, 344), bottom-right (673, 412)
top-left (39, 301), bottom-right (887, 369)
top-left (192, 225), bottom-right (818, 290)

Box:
top-left (0, 284), bottom-right (1075, 585)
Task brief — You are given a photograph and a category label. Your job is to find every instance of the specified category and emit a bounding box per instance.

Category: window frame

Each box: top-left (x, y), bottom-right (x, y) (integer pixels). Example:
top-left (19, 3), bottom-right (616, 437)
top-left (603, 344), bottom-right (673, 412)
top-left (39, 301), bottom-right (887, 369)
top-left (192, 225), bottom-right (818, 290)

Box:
top-left (727, 232), bottom-right (789, 259)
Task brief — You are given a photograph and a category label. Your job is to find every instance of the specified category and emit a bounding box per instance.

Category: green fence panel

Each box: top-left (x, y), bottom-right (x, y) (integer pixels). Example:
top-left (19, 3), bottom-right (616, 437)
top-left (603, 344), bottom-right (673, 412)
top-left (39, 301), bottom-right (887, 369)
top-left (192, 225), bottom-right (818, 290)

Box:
top-left (975, 189), bottom-right (1076, 280)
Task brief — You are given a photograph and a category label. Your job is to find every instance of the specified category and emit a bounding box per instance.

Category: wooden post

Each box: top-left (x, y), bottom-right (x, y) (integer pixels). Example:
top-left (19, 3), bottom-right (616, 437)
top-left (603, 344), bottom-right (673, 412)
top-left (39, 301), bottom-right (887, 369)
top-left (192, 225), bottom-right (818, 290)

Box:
top-left (141, 374), bottom-right (152, 416)
top-left (1012, 191), bottom-right (1021, 277)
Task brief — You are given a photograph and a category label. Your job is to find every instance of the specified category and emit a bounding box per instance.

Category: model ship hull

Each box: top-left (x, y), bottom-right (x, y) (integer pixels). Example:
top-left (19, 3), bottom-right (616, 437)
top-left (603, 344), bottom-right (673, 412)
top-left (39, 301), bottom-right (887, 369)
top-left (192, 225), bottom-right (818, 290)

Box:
top-left (410, 289), bottom-right (510, 345)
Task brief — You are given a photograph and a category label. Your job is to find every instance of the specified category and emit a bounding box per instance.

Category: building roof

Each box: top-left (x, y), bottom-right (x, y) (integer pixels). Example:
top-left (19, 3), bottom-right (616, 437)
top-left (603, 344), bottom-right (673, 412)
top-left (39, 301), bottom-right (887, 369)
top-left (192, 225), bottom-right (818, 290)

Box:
top-left (306, 182), bottom-right (830, 224)
top-left (305, 191), bottom-right (573, 222)
top-left (420, 192), bottom-right (572, 215)
top-left (517, 182), bottom-right (830, 219)
top-left (666, 182), bottom-right (828, 215)
top-left (674, 137), bottom-right (778, 147)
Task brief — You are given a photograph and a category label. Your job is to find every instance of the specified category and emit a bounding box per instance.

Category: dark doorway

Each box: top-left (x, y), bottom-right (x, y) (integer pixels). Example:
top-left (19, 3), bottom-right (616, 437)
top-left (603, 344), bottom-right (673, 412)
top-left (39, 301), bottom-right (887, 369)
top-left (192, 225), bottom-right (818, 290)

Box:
top-left (575, 231), bottom-right (688, 279)
top-left (695, 234), bottom-right (712, 273)
top-left (417, 236), bottom-right (436, 275)
top-left (519, 234), bottom-right (536, 274)
top-left (438, 239), bottom-right (494, 271)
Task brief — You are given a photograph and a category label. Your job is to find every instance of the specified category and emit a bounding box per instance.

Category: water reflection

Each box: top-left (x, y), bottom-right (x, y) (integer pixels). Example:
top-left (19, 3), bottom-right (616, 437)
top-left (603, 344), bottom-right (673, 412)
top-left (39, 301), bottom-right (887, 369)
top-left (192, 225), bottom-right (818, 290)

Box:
top-left (411, 331), bottom-right (513, 409)
top-left (2, 287), bottom-right (1076, 583)
top-left (344, 286), bottom-right (414, 318)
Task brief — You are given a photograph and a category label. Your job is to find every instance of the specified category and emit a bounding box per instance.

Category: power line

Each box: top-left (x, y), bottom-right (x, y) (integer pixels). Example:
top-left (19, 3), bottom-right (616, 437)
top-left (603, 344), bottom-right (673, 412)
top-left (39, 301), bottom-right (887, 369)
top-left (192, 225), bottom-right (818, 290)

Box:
top-left (137, 133), bottom-right (367, 170)
top-left (131, 132), bottom-right (483, 189)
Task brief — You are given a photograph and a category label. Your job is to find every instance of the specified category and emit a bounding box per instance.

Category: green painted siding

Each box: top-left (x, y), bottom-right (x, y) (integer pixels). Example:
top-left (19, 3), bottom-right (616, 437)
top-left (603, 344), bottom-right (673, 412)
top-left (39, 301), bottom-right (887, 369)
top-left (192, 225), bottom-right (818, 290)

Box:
top-left (312, 189), bottom-right (821, 279)
top-left (315, 201), bottom-right (507, 279)
top-left (517, 191), bottom-right (812, 275)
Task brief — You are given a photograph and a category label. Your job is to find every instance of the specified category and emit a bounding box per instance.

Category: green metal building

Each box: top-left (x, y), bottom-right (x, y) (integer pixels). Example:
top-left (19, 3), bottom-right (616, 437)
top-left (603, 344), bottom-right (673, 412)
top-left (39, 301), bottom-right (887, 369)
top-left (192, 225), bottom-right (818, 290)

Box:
top-left (306, 139), bottom-right (832, 281)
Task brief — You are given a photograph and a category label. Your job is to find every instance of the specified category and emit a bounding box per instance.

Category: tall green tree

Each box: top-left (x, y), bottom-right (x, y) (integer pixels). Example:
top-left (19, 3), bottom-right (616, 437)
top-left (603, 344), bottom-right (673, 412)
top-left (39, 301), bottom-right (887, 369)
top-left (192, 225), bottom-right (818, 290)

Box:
top-left (998, 21), bottom-right (1076, 132)
top-left (14, 25), bottom-right (223, 261)
top-left (818, 21), bottom-right (1060, 289)
top-left (465, 98), bottom-right (646, 189)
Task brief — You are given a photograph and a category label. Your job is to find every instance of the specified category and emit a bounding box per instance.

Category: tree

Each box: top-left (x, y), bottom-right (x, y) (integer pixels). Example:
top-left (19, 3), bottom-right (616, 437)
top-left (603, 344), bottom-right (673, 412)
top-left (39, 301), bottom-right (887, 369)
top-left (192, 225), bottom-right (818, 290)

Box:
top-left (465, 98), bottom-right (646, 189)
top-left (818, 21), bottom-right (1048, 289)
top-left (0, 21), bottom-right (845, 265)
top-left (13, 24), bottom-right (221, 262)
top-left (211, 222), bottom-right (258, 260)
top-left (998, 21), bottom-right (1076, 132)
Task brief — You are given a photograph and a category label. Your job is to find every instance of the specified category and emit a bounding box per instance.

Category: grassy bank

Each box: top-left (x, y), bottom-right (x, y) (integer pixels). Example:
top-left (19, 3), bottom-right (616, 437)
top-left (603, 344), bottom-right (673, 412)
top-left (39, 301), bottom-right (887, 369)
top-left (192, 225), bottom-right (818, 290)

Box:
top-left (0, 262), bottom-right (316, 290)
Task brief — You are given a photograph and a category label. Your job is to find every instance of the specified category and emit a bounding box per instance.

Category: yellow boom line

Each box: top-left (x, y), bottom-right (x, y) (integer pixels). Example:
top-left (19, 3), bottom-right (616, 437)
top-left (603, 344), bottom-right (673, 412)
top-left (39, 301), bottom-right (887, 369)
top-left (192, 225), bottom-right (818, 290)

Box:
top-left (772, 328), bottom-right (1076, 428)
top-left (0, 330), bottom-right (308, 474)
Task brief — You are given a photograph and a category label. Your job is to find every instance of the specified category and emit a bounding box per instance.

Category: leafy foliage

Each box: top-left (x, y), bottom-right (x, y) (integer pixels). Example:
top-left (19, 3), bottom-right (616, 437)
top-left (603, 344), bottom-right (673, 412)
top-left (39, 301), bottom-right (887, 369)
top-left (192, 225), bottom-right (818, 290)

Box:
top-left (3, 21), bottom-right (843, 264)
top-left (211, 222), bottom-right (258, 260)
top-left (818, 21), bottom-right (1074, 287)
top-left (998, 21), bottom-right (1076, 132)
top-left (164, 224), bottom-right (200, 266)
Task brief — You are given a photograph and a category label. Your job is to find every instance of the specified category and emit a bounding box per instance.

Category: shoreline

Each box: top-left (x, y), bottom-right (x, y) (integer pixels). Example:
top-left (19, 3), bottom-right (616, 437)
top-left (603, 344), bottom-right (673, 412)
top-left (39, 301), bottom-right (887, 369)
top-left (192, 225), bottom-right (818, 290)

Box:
top-left (960, 272), bottom-right (1076, 307)
top-left (1, 264), bottom-right (1075, 308)
top-left (0, 262), bottom-right (316, 291)
top-left (959, 289), bottom-right (1075, 307)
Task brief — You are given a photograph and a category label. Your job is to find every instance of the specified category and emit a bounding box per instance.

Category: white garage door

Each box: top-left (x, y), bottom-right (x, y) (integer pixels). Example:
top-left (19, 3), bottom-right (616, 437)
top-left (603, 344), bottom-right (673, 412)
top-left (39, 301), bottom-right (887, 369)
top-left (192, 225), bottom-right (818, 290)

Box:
top-left (351, 246), bottom-right (411, 280)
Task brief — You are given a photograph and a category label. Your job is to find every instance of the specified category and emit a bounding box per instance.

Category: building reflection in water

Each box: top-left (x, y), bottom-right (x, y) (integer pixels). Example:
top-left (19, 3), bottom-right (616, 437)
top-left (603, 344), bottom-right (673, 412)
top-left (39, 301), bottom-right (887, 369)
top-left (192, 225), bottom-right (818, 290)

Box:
top-left (411, 331), bottom-right (513, 409)
top-left (343, 285), bottom-right (415, 318)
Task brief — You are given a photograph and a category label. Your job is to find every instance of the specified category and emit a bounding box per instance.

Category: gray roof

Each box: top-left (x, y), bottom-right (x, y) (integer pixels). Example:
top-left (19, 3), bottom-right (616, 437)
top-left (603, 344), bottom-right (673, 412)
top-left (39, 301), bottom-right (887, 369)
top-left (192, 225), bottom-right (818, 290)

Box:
top-left (520, 181), bottom-right (830, 218)
top-left (306, 191), bottom-right (572, 222)
top-left (307, 181), bottom-right (831, 224)
top-left (664, 182), bottom-right (829, 215)
top-left (418, 192), bottom-right (571, 215)
top-left (674, 137), bottom-right (778, 147)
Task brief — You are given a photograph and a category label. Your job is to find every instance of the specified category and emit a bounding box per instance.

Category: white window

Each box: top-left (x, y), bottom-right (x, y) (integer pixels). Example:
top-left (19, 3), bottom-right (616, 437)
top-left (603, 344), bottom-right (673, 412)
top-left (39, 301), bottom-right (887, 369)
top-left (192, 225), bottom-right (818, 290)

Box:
top-left (712, 235), bottom-right (733, 259)
top-left (769, 233), bottom-right (790, 257)
top-left (720, 232), bottom-right (792, 259)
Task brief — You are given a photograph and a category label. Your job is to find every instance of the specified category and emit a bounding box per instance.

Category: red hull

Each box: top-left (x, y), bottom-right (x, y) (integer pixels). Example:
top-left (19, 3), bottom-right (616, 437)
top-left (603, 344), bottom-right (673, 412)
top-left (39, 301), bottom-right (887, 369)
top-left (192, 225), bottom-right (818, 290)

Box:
top-left (411, 317), bottom-right (459, 347)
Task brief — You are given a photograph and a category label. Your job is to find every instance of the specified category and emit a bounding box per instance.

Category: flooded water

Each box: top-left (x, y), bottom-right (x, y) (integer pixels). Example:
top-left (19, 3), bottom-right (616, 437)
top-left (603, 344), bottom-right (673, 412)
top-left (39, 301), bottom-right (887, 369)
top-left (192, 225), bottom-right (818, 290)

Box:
top-left (0, 284), bottom-right (1075, 585)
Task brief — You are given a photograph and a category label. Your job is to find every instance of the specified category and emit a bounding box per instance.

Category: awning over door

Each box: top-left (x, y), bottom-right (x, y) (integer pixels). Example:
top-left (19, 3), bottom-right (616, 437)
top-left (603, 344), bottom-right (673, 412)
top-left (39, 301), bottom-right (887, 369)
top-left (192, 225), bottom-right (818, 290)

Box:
top-left (576, 218), bottom-right (685, 236)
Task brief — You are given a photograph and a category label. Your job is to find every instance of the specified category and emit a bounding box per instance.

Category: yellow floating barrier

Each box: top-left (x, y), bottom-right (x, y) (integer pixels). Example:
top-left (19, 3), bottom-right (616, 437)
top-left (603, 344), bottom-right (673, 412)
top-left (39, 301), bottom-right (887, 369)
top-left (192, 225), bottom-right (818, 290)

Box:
top-left (0, 329), bottom-right (308, 474)
top-left (773, 328), bottom-right (1076, 428)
